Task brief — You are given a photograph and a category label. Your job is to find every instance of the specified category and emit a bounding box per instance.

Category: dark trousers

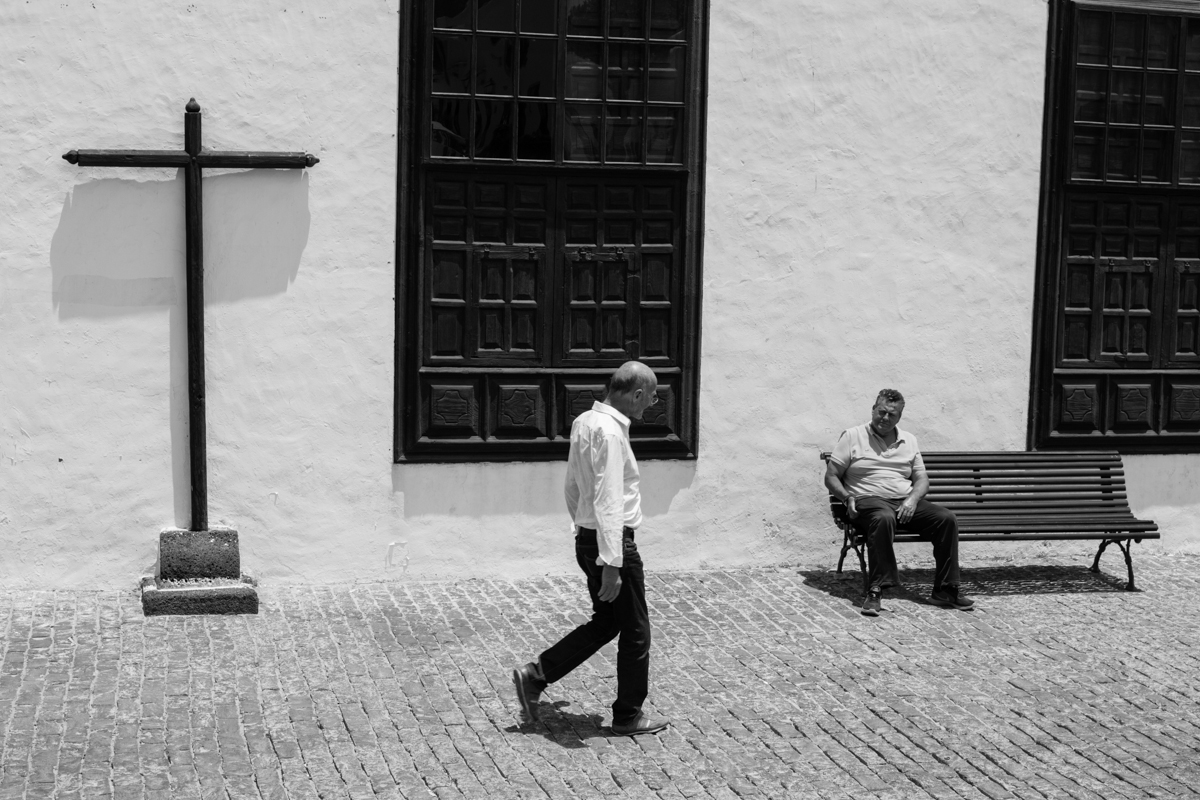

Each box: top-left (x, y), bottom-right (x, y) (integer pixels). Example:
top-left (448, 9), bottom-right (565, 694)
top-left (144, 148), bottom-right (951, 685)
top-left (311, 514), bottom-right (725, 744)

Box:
top-left (853, 496), bottom-right (961, 593)
top-left (538, 527), bottom-right (650, 726)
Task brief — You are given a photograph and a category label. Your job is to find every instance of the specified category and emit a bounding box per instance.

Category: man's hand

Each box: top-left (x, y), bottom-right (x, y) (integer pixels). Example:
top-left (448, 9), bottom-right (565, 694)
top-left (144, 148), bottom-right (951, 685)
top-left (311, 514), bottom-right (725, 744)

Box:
top-left (845, 495), bottom-right (858, 520)
top-left (598, 565), bottom-right (623, 602)
top-left (897, 497), bottom-right (917, 524)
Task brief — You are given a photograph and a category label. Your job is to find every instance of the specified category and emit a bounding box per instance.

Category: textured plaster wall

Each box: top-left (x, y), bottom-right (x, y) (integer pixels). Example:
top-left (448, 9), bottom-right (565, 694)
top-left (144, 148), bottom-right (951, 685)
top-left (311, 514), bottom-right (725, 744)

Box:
top-left (1, 0), bottom-right (1196, 590)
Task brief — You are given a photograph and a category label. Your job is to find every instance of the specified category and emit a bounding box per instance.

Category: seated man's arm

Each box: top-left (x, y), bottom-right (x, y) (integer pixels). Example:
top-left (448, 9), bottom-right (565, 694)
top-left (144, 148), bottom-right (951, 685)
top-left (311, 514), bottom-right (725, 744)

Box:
top-left (823, 460), bottom-right (858, 519)
top-left (897, 459), bottom-right (929, 523)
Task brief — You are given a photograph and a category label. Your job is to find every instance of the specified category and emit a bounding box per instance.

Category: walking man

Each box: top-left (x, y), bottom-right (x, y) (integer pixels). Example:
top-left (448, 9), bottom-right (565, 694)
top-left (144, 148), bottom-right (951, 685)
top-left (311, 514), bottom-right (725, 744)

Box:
top-left (824, 388), bottom-right (975, 617)
top-left (512, 361), bottom-right (669, 736)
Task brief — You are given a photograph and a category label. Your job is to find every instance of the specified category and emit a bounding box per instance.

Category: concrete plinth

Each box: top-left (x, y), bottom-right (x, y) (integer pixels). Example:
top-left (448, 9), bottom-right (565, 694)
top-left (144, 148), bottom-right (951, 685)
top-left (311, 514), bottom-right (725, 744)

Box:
top-left (141, 527), bottom-right (258, 615)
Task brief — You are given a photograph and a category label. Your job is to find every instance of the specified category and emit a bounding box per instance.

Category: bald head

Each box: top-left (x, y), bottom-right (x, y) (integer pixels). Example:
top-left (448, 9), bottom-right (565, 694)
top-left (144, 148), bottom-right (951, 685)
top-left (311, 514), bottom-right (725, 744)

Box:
top-left (605, 361), bottom-right (659, 420)
top-left (609, 361), bottom-right (656, 394)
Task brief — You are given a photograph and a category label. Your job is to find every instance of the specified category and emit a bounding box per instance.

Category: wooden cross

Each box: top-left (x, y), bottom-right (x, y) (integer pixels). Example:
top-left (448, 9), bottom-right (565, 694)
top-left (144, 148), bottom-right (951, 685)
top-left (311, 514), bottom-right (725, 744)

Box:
top-left (63, 99), bottom-right (319, 532)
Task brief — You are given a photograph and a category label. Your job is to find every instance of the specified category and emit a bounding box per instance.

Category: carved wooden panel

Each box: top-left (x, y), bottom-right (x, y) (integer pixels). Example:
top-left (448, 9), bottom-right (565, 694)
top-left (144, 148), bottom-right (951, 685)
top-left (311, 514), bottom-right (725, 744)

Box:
top-left (423, 379), bottom-right (481, 438)
top-left (489, 379), bottom-right (549, 439)
top-left (1058, 382), bottom-right (1099, 429)
top-left (1169, 383), bottom-right (1200, 425)
top-left (1113, 383), bottom-right (1154, 429)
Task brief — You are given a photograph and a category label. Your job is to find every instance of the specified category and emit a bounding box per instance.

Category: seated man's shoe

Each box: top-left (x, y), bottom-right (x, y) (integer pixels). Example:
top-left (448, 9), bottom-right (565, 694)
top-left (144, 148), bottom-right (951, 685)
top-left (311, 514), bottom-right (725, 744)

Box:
top-left (512, 662), bottom-right (546, 720)
top-left (611, 713), bottom-right (670, 737)
top-left (861, 591), bottom-right (882, 617)
top-left (931, 586), bottom-right (975, 610)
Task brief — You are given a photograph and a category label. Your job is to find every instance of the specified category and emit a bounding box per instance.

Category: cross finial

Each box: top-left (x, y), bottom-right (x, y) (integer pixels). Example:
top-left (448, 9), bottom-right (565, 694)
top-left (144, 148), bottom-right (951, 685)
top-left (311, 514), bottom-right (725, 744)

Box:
top-left (186, 98), bottom-right (200, 113)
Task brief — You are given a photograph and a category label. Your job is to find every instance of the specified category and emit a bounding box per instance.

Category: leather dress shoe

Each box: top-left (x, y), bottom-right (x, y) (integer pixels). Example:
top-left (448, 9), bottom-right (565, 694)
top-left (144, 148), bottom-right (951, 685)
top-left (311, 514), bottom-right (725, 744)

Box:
top-left (611, 713), bottom-right (670, 736)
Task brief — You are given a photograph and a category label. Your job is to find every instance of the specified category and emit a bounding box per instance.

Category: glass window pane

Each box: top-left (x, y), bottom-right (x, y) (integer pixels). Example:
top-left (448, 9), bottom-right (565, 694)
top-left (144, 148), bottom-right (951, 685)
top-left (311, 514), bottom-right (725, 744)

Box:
top-left (1109, 71), bottom-right (1142, 124)
top-left (1112, 14), bottom-right (1145, 67)
top-left (434, 0), bottom-right (471, 29)
top-left (646, 106), bottom-right (682, 163)
top-left (1183, 132), bottom-right (1200, 182)
top-left (1077, 10), bottom-right (1110, 65)
top-left (1107, 130), bottom-right (1138, 180)
top-left (1147, 16), bottom-right (1179, 69)
top-left (476, 37), bottom-right (515, 95)
top-left (431, 99), bottom-right (471, 157)
top-left (565, 104), bottom-right (602, 161)
top-left (1184, 75), bottom-right (1200, 127)
top-left (566, 41), bottom-right (604, 98)
top-left (607, 44), bottom-right (645, 100)
top-left (606, 107), bottom-right (644, 162)
top-left (432, 35), bottom-right (472, 94)
top-left (1144, 73), bottom-right (1176, 126)
top-left (475, 100), bottom-right (514, 158)
top-left (478, 0), bottom-right (516, 31)
top-left (1141, 130), bottom-right (1173, 181)
top-left (517, 102), bottom-right (555, 160)
top-left (1072, 127), bottom-right (1104, 179)
top-left (650, 0), bottom-right (686, 40)
top-left (567, 0), bottom-right (602, 36)
top-left (519, 38), bottom-right (557, 97)
top-left (1188, 19), bottom-right (1200, 71)
top-left (520, 0), bottom-right (557, 33)
top-left (610, 0), bottom-right (645, 38)
top-left (649, 45), bottom-right (685, 102)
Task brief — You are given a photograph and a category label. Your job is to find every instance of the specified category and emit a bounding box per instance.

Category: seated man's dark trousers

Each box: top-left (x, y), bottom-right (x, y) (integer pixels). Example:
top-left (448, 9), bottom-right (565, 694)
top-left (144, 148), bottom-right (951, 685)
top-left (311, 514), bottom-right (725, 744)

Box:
top-left (538, 527), bottom-right (650, 727)
top-left (853, 496), bottom-right (961, 593)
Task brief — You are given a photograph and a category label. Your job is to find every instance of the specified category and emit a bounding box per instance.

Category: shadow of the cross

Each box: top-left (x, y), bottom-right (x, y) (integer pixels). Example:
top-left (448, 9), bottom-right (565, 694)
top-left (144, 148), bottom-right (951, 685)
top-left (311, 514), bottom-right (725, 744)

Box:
top-left (51, 170), bottom-right (310, 316)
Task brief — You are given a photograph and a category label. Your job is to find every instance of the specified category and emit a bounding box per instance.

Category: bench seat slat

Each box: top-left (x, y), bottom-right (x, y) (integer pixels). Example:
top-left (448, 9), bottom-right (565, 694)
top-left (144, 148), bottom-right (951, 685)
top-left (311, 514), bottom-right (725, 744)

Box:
top-left (894, 531), bottom-right (1160, 541)
top-left (931, 491), bottom-right (1128, 496)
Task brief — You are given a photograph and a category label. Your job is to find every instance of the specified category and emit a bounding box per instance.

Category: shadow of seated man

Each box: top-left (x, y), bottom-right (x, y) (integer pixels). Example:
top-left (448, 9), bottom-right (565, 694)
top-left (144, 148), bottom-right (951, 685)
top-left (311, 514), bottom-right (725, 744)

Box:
top-left (823, 389), bottom-right (976, 617)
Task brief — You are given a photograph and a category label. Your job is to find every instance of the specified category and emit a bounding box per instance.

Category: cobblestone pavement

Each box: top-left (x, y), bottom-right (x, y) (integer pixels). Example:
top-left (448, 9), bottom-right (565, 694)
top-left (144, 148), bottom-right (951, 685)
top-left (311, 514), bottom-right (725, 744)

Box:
top-left (2, 551), bottom-right (1200, 800)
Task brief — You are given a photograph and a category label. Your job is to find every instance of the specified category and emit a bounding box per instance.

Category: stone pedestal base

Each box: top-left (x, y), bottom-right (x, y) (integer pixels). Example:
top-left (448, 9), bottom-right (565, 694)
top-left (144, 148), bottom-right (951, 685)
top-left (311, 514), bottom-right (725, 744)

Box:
top-left (140, 575), bottom-right (259, 615)
top-left (141, 527), bottom-right (259, 615)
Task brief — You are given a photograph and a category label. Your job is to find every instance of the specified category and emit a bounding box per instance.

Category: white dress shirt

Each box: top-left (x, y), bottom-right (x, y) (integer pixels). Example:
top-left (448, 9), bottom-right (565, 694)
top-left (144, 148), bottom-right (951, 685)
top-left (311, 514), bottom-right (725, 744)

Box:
top-left (564, 401), bottom-right (643, 568)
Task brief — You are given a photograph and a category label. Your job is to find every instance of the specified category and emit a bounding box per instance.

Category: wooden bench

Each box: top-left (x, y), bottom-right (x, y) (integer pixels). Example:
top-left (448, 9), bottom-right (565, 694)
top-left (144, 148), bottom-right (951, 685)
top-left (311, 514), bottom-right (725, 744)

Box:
top-left (820, 450), bottom-right (1159, 592)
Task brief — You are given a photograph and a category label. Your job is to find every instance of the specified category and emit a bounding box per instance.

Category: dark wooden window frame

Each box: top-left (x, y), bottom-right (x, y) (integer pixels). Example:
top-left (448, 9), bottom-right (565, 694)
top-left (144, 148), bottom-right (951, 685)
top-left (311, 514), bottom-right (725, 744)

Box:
top-left (1030, 0), bottom-right (1200, 452)
top-left (395, 0), bottom-right (710, 462)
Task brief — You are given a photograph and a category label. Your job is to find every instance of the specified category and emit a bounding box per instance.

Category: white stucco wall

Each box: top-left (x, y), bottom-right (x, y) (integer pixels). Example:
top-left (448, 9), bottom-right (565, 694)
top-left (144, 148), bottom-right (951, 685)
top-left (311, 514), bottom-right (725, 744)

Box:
top-left (2, 0), bottom-right (1196, 590)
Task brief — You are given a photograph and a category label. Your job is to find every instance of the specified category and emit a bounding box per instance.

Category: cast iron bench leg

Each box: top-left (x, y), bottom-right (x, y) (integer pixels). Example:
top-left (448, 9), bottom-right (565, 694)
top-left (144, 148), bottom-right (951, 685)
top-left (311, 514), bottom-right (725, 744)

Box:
top-left (836, 525), bottom-right (852, 575)
top-left (1117, 539), bottom-right (1136, 591)
top-left (1091, 537), bottom-right (1137, 591)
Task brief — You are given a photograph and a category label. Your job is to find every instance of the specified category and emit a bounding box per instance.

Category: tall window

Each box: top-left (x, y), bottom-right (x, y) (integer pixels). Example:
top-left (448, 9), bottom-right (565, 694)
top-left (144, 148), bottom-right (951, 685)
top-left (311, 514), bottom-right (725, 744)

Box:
top-left (395, 0), bottom-right (708, 461)
top-left (1031, 0), bottom-right (1200, 451)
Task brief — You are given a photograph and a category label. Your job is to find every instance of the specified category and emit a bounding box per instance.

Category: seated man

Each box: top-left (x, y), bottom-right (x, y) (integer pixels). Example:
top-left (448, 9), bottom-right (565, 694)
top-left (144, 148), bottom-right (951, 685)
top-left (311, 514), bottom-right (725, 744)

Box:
top-left (824, 389), bottom-right (974, 616)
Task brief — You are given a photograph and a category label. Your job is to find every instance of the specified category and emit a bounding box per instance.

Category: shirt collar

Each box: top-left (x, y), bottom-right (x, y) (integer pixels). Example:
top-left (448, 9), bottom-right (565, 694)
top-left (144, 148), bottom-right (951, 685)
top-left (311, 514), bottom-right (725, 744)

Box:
top-left (865, 422), bottom-right (907, 446)
top-left (593, 400), bottom-right (631, 430)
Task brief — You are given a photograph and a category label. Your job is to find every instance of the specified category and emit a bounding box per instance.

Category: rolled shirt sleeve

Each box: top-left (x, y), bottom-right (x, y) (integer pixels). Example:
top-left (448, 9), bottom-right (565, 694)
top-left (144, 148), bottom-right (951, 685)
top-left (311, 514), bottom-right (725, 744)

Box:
top-left (591, 431), bottom-right (626, 568)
